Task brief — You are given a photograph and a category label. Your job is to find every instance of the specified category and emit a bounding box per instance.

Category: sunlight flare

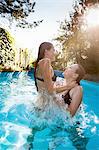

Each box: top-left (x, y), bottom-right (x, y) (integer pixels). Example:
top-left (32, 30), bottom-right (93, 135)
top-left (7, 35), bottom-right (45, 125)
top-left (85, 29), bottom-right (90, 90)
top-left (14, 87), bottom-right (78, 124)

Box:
top-left (85, 6), bottom-right (99, 27)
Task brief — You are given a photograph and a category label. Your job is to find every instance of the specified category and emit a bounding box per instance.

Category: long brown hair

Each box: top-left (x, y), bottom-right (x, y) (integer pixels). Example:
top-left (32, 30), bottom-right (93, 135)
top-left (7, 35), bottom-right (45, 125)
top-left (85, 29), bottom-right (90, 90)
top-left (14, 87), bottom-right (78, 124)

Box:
top-left (34, 42), bottom-right (53, 91)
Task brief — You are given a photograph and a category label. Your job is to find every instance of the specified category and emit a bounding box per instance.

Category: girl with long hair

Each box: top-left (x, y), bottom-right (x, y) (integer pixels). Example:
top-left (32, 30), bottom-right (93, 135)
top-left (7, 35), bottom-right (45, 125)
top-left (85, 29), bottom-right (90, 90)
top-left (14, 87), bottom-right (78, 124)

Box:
top-left (34, 42), bottom-right (85, 117)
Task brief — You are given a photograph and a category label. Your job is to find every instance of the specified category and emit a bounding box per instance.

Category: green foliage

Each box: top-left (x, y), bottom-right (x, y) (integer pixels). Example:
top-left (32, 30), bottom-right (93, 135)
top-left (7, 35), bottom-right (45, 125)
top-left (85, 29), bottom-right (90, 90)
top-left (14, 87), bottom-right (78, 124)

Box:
top-left (0, 0), bottom-right (43, 28)
top-left (0, 0), bottom-right (36, 19)
top-left (52, 51), bottom-right (67, 71)
top-left (55, 0), bottom-right (99, 74)
top-left (0, 27), bottom-right (15, 67)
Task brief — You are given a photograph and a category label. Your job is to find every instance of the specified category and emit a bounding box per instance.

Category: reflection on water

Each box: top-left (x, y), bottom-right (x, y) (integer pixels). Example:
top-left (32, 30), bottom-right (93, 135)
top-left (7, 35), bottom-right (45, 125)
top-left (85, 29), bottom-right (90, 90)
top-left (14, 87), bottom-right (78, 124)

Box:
top-left (0, 72), bottom-right (99, 149)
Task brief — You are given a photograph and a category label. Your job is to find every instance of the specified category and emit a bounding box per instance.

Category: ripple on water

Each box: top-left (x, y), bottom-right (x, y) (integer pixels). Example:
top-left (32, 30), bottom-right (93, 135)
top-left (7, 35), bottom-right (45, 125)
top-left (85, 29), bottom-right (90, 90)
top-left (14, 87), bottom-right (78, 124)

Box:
top-left (0, 73), bottom-right (99, 150)
top-left (0, 121), bottom-right (31, 148)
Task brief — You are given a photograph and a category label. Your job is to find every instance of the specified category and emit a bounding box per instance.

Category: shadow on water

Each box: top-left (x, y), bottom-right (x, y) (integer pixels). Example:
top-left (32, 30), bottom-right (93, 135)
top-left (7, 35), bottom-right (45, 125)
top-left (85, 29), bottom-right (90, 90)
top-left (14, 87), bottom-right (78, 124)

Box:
top-left (26, 121), bottom-right (89, 150)
top-left (27, 126), bottom-right (46, 150)
top-left (27, 103), bottom-right (89, 150)
top-left (67, 125), bottom-right (89, 150)
top-left (0, 71), bottom-right (98, 150)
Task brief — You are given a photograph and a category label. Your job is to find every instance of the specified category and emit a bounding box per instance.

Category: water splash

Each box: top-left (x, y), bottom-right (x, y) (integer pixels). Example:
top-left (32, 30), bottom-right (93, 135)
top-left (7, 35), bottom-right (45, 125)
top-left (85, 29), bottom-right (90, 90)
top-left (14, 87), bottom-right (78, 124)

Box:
top-left (0, 72), bottom-right (99, 149)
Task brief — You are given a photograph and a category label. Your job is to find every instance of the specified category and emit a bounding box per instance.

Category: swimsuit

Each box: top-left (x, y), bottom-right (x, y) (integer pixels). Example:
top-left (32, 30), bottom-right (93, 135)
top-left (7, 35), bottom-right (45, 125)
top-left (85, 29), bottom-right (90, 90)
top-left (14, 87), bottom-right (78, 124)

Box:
top-left (36, 72), bottom-right (57, 82)
top-left (36, 72), bottom-right (72, 105)
top-left (62, 91), bottom-right (72, 105)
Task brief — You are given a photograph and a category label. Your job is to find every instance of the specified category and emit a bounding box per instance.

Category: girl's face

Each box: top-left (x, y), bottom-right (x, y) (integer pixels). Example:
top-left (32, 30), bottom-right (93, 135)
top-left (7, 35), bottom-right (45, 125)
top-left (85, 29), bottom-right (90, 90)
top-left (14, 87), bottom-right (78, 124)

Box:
top-left (45, 46), bottom-right (56, 62)
top-left (64, 65), bottom-right (79, 80)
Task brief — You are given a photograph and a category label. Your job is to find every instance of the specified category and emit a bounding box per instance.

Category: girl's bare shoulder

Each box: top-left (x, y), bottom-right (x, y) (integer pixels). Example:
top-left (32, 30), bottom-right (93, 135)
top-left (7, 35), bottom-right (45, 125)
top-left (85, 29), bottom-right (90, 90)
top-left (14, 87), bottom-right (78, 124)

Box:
top-left (38, 58), bottom-right (52, 74)
top-left (69, 85), bottom-right (83, 97)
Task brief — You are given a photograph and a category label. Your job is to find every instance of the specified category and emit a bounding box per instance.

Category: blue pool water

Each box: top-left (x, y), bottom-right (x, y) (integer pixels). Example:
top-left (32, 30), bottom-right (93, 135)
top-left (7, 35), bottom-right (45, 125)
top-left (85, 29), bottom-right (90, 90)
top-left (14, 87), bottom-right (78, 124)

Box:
top-left (0, 71), bottom-right (99, 150)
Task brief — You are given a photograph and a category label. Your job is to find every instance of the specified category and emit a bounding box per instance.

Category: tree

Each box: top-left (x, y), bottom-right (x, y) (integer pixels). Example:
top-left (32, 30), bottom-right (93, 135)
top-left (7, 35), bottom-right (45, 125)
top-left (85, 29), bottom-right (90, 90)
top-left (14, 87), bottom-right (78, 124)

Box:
top-left (0, 0), bottom-right (43, 28)
top-left (0, 27), bottom-right (15, 67)
top-left (55, 0), bottom-right (99, 74)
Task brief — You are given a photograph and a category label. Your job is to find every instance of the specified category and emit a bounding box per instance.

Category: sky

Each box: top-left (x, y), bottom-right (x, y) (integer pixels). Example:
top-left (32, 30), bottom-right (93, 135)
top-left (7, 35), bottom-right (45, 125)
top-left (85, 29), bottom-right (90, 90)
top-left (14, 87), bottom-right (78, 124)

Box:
top-left (0, 0), bottom-right (74, 59)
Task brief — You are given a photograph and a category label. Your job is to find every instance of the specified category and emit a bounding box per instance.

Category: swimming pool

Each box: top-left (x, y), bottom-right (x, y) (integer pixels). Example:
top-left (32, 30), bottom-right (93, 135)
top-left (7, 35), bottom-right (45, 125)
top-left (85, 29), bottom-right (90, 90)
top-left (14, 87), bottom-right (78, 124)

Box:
top-left (0, 71), bottom-right (99, 150)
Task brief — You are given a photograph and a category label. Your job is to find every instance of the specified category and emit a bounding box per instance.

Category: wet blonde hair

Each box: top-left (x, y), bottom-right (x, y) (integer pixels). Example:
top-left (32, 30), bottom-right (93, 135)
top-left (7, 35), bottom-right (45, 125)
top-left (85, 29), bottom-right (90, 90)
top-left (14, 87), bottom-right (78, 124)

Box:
top-left (74, 64), bottom-right (85, 83)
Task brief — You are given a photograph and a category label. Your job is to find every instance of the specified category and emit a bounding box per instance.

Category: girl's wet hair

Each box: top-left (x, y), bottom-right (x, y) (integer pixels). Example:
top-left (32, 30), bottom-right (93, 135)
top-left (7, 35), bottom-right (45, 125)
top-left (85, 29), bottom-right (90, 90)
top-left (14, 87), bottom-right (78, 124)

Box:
top-left (34, 42), bottom-right (53, 91)
top-left (75, 64), bottom-right (85, 83)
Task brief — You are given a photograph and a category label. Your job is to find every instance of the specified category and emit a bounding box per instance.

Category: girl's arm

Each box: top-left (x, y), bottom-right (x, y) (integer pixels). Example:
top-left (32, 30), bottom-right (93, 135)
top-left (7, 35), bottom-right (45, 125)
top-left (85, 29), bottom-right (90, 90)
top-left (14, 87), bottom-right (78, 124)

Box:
top-left (40, 58), bottom-right (76, 94)
top-left (67, 85), bottom-right (83, 117)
